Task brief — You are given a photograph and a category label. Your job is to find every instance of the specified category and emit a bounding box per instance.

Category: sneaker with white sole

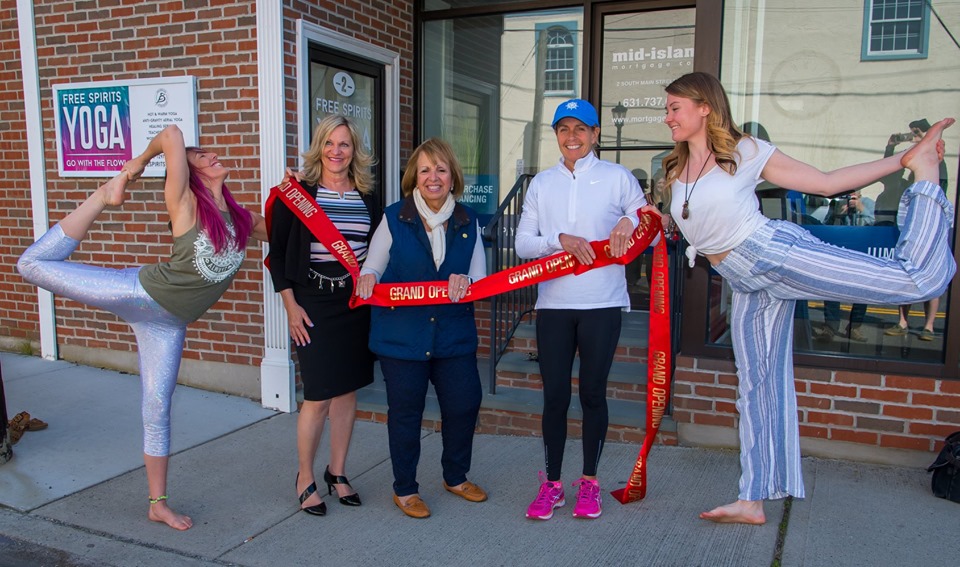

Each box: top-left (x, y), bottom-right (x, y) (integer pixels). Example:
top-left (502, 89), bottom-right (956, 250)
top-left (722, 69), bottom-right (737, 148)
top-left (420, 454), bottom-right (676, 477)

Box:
top-left (572, 478), bottom-right (602, 519)
top-left (525, 471), bottom-right (565, 520)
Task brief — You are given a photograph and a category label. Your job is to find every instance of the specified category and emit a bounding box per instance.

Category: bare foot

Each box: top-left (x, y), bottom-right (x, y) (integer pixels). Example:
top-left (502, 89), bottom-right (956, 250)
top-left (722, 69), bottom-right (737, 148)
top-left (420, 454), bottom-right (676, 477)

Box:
top-left (100, 171), bottom-right (130, 207)
top-left (148, 500), bottom-right (193, 531)
top-left (699, 499), bottom-right (766, 525)
top-left (901, 118), bottom-right (954, 179)
top-left (122, 159), bottom-right (145, 182)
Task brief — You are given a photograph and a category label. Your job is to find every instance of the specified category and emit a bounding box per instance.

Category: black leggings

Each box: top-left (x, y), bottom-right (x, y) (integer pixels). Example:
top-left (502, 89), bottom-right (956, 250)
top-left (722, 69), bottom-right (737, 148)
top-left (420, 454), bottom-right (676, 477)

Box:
top-left (536, 308), bottom-right (621, 481)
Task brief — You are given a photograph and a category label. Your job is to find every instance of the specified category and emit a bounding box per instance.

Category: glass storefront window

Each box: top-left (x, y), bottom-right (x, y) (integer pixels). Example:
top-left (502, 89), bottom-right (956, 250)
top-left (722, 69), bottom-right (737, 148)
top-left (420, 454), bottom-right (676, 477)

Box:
top-left (713, 0), bottom-right (959, 363)
top-left (423, 0), bottom-right (538, 11)
top-left (599, 9), bottom-right (695, 150)
top-left (422, 7), bottom-right (585, 228)
top-left (419, 0), bottom-right (958, 371)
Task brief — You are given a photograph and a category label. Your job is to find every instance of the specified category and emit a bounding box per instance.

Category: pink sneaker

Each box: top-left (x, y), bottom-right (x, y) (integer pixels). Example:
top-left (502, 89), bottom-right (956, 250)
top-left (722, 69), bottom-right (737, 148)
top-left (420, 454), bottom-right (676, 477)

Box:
top-left (572, 478), bottom-right (602, 519)
top-left (525, 472), bottom-right (565, 520)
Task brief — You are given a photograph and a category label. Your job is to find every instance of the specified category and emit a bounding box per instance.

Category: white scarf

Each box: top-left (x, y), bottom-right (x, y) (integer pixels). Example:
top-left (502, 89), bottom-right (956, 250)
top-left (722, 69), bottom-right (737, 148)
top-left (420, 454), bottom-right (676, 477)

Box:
top-left (413, 188), bottom-right (456, 269)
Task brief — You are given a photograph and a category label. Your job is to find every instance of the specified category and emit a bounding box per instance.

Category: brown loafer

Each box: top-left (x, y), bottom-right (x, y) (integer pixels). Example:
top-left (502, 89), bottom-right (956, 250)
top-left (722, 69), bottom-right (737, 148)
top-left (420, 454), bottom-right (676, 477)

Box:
top-left (393, 493), bottom-right (431, 518)
top-left (443, 480), bottom-right (488, 503)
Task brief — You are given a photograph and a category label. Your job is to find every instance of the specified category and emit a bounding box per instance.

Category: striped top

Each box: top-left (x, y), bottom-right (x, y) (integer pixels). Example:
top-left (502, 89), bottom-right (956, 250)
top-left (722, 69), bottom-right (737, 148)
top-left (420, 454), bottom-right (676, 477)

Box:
top-left (309, 187), bottom-right (371, 263)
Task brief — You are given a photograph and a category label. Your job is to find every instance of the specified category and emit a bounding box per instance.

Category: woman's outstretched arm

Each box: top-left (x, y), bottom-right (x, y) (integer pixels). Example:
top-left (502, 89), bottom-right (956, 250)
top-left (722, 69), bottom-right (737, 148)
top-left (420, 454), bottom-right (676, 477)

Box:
top-left (760, 119), bottom-right (951, 197)
top-left (122, 125), bottom-right (192, 223)
top-left (760, 148), bottom-right (905, 198)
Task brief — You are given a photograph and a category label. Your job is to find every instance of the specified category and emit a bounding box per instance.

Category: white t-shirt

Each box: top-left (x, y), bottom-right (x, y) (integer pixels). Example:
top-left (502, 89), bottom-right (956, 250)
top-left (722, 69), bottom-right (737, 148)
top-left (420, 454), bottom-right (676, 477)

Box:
top-left (670, 137), bottom-right (776, 266)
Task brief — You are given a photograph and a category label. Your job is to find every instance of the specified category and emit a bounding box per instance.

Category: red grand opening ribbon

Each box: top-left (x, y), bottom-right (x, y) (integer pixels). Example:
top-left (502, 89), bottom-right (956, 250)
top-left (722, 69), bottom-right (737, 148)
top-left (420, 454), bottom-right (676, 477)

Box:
top-left (265, 178), bottom-right (671, 505)
top-left (610, 235), bottom-right (671, 504)
top-left (351, 210), bottom-right (663, 308)
top-left (264, 178), bottom-right (361, 281)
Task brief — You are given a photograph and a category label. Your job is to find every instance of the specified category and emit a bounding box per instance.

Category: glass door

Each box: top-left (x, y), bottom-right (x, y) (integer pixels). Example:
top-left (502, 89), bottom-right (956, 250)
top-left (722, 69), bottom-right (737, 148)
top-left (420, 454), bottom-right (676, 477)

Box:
top-left (594, 3), bottom-right (696, 310)
top-left (308, 44), bottom-right (385, 208)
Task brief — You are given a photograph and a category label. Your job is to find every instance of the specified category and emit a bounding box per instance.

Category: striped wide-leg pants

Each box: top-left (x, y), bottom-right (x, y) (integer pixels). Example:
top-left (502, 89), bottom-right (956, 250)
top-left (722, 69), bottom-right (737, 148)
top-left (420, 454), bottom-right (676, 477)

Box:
top-left (714, 180), bottom-right (955, 501)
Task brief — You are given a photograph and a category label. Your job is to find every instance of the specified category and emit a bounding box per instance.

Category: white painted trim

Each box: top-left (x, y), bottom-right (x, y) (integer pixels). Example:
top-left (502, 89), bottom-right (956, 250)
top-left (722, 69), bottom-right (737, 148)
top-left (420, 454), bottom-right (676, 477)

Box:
top-left (258, 19), bottom-right (402, 412)
top-left (17, 0), bottom-right (56, 360)
top-left (296, 20), bottom-right (402, 204)
top-left (257, 0), bottom-right (296, 412)
top-left (750, 0), bottom-right (766, 124)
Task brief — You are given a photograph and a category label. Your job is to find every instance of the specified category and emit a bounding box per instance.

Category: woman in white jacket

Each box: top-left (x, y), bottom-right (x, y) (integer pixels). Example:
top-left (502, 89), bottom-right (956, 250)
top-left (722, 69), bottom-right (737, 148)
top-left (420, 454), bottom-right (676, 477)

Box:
top-left (516, 98), bottom-right (651, 521)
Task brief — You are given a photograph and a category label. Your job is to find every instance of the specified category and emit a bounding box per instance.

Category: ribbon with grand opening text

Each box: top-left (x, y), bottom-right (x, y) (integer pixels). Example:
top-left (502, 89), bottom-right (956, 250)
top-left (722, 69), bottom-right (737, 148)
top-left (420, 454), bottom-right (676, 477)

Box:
top-left (266, 178), bottom-right (671, 504)
top-left (610, 234), bottom-right (671, 504)
top-left (263, 178), bottom-right (361, 281)
top-left (349, 209), bottom-right (664, 308)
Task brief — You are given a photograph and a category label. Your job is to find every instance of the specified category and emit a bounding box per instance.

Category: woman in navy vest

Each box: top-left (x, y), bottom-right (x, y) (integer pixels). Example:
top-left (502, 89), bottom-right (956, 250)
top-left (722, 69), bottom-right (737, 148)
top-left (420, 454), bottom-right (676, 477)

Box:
top-left (356, 138), bottom-right (487, 519)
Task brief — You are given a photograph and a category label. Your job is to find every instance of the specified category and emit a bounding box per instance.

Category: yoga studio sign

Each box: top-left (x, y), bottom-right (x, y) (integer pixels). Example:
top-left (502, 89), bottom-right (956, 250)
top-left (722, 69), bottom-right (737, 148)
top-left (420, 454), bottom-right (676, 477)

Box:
top-left (53, 77), bottom-right (198, 178)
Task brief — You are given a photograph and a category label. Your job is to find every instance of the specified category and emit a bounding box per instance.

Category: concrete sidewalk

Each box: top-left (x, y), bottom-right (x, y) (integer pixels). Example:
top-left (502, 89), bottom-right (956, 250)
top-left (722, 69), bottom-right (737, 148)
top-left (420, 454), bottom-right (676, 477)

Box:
top-left (0, 352), bottom-right (955, 566)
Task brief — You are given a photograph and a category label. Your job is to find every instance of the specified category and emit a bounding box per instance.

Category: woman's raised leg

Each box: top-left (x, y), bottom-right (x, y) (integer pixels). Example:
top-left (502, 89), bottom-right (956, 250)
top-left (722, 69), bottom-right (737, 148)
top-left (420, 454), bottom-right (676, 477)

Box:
top-left (59, 171), bottom-right (131, 240)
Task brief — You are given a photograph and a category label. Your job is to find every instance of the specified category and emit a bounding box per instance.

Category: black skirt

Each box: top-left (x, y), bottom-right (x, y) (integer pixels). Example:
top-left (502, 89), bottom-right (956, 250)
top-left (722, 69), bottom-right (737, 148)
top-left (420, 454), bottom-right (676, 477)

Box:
top-left (292, 263), bottom-right (374, 401)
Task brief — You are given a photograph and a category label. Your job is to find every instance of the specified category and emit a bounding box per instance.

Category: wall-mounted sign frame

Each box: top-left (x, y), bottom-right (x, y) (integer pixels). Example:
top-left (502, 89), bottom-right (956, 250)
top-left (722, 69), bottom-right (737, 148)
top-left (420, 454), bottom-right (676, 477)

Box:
top-left (53, 76), bottom-right (198, 177)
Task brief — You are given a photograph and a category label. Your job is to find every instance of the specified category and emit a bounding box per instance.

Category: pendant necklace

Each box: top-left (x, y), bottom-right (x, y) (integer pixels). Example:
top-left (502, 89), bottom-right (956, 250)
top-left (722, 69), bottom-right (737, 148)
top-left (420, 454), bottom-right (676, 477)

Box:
top-left (682, 153), bottom-right (712, 220)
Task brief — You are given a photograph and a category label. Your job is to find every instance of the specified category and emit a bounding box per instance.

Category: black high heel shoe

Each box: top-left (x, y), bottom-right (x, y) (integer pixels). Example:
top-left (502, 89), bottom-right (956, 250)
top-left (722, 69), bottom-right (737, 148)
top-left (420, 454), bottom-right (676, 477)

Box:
top-left (296, 473), bottom-right (327, 516)
top-left (324, 466), bottom-right (362, 506)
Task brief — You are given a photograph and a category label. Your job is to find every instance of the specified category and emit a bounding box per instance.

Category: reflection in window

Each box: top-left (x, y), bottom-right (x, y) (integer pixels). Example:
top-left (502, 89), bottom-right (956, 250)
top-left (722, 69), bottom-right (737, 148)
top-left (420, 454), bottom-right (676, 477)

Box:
top-left (863, 0), bottom-right (928, 60)
top-left (545, 26), bottom-right (575, 94)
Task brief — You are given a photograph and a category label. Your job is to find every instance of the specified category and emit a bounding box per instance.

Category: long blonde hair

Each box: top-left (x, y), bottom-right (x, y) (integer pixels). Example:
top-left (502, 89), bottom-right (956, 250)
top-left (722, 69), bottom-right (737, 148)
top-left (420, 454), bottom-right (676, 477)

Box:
top-left (301, 115), bottom-right (375, 194)
top-left (662, 72), bottom-right (745, 186)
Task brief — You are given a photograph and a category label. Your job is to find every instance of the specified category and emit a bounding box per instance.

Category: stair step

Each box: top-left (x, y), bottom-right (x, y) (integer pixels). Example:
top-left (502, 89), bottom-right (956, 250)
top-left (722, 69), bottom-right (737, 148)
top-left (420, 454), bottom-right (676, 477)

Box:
top-left (509, 311), bottom-right (650, 348)
top-left (496, 351), bottom-right (647, 386)
top-left (482, 386), bottom-right (673, 431)
top-left (355, 359), bottom-right (673, 433)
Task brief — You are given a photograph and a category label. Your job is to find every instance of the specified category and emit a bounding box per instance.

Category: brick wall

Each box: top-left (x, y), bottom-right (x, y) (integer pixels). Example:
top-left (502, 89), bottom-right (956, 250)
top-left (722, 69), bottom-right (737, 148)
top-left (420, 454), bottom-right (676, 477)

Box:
top-left (672, 355), bottom-right (960, 452)
top-left (285, 0), bottom-right (415, 165)
top-left (0, 2), bottom-right (34, 348)
top-left (1, 0), bottom-right (264, 366)
top-left (1, 1), bottom-right (415, 383)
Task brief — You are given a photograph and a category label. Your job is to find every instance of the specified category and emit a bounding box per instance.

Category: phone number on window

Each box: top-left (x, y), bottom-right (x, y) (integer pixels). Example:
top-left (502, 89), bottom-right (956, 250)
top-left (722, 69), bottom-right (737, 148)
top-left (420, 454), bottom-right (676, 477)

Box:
top-left (621, 97), bottom-right (665, 108)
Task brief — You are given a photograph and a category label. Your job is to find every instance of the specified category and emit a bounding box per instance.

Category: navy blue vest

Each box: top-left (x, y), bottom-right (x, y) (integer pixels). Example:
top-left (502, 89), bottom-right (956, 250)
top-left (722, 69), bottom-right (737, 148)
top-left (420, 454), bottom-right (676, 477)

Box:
top-left (369, 197), bottom-right (479, 361)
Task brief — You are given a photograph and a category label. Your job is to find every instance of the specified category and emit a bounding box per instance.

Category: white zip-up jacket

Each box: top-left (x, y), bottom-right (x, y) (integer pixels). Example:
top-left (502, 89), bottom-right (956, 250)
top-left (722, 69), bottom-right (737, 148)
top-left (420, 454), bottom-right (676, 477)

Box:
top-left (516, 152), bottom-right (647, 310)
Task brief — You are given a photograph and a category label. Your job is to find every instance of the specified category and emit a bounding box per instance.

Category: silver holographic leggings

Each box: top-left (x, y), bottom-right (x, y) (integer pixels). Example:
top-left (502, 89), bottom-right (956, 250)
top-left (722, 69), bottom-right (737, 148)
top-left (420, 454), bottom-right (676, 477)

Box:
top-left (17, 224), bottom-right (187, 457)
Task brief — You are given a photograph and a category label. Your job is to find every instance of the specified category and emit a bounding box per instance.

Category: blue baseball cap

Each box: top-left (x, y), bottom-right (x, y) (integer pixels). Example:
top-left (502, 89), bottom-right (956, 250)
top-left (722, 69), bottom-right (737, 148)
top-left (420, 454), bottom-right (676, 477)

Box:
top-left (551, 98), bottom-right (599, 128)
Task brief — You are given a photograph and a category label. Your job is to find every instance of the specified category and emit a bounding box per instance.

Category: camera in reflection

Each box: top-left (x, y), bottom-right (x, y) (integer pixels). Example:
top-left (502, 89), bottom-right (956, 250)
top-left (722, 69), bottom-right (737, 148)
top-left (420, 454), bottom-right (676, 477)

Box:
top-left (831, 195), bottom-right (854, 217)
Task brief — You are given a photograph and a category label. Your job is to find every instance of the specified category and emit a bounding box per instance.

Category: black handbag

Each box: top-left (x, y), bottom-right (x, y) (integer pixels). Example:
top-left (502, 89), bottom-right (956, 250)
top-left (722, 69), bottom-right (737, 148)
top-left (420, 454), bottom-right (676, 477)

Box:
top-left (927, 431), bottom-right (960, 503)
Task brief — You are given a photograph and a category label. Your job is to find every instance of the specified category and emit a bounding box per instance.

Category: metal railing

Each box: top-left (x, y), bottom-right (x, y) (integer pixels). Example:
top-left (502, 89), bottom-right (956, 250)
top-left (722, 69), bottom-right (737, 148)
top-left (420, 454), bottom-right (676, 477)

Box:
top-left (481, 174), bottom-right (535, 394)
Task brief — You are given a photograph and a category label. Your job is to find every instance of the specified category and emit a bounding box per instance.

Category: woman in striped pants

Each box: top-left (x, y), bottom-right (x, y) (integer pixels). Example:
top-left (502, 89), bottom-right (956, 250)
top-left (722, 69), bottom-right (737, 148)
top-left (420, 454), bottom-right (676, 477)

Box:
top-left (662, 72), bottom-right (955, 524)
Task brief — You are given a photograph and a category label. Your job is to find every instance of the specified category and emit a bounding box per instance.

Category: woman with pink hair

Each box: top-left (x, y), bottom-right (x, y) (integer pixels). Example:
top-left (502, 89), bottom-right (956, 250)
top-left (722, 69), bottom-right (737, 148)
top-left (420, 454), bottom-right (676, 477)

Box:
top-left (18, 125), bottom-right (266, 530)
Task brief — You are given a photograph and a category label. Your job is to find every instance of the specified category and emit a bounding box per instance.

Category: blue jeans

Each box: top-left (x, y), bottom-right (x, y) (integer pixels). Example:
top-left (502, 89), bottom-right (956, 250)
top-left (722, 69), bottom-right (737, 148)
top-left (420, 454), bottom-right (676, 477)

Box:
top-left (380, 353), bottom-right (482, 497)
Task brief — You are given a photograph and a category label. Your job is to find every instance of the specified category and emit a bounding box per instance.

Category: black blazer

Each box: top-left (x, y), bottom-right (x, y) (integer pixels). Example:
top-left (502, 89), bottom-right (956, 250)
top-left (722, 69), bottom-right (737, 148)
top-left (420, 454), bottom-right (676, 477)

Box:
top-left (268, 181), bottom-right (382, 292)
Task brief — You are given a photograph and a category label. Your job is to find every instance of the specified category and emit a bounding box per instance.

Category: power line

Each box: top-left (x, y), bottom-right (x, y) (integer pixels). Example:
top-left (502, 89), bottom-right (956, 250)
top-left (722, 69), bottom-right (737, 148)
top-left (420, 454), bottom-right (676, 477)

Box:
top-left (928, 0), bottom-right (960, 50)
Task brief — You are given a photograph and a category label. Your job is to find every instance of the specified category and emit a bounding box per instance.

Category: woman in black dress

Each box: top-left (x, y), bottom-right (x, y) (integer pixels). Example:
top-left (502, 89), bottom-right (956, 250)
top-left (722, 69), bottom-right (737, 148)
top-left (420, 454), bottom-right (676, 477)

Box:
top-left (269, 115), bottom-right (379, 515)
